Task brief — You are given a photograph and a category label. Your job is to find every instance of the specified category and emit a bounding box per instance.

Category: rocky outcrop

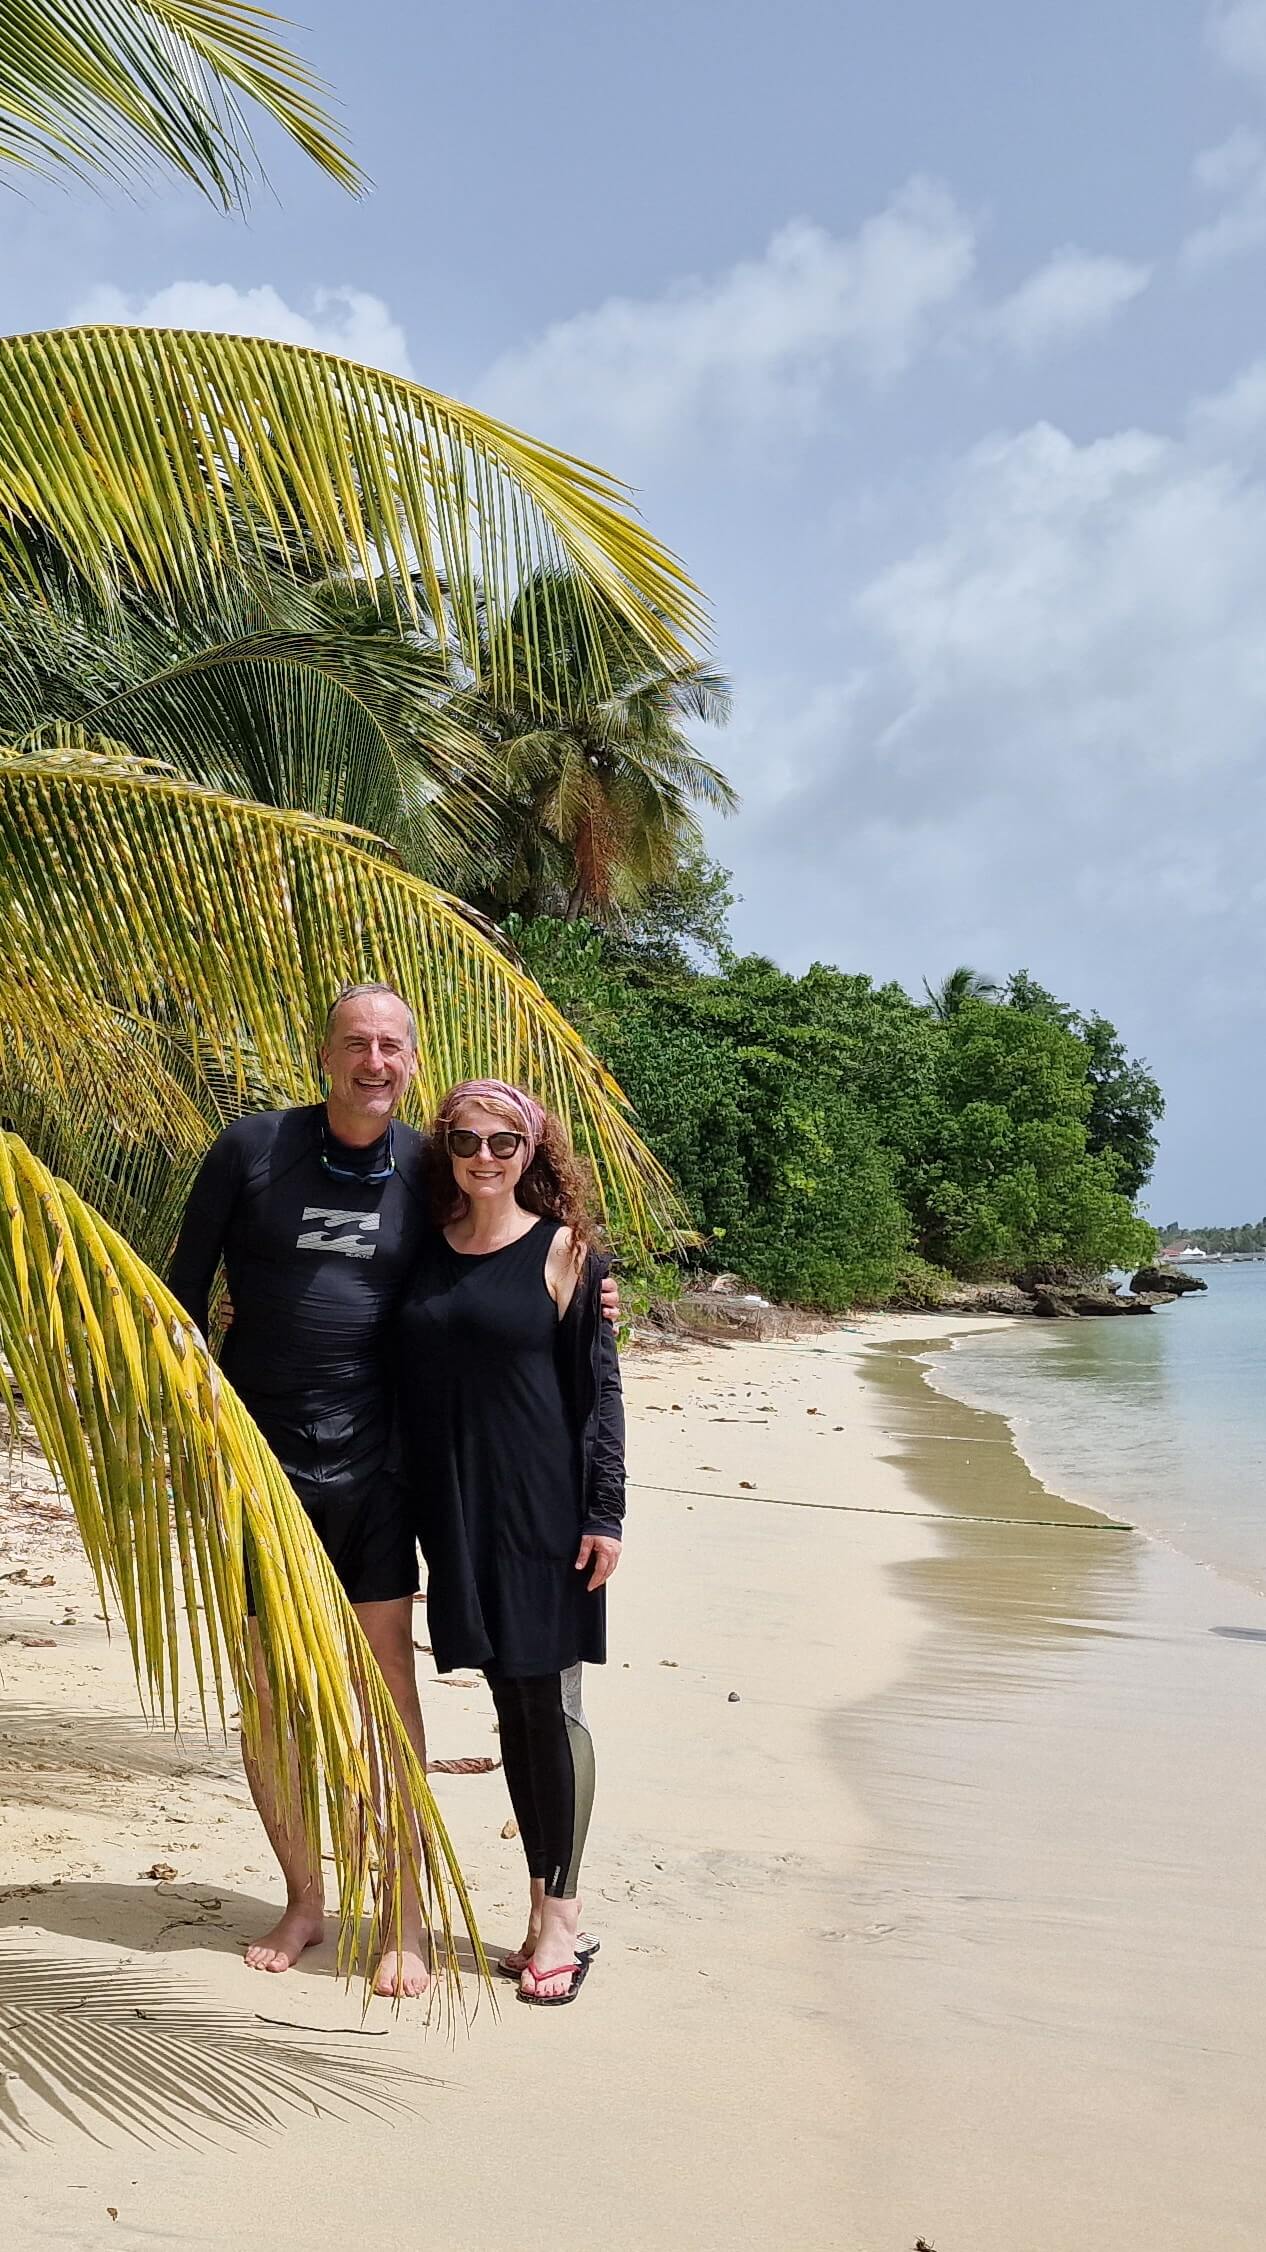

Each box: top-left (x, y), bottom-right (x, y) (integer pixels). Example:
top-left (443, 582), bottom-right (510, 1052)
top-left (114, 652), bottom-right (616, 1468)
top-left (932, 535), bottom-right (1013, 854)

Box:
top-left (1013, 1263), bottom-right (1106, 1294)
top-left (1030, 1284), bottom-right (1156, 1318)
top-left (1130, 1266), bottom-right (1208, 1297)
top-left (933, 1282), bottom-right (1035, 1316)
top-left (671, 1293), bottom-right (818, 1342)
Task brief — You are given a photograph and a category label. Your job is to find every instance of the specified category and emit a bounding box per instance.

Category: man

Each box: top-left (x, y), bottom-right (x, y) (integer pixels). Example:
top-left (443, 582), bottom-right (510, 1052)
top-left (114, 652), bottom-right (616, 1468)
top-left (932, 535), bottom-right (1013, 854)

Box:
top-left (169, 982), bottom-right (618, 1995)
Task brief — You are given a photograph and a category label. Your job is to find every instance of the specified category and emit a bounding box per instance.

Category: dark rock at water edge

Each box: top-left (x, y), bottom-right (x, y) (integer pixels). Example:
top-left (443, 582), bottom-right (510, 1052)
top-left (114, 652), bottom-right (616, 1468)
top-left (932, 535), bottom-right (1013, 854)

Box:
top-left (1013, 1263), bottom-right (1107, 1293)
top-left (1130, 1265), bottom-right (1208, 1296)
top-left (1030, 1284), bottom-right (1156, 1318)
top-left (929, 1282), bottom-right (1034, 1316)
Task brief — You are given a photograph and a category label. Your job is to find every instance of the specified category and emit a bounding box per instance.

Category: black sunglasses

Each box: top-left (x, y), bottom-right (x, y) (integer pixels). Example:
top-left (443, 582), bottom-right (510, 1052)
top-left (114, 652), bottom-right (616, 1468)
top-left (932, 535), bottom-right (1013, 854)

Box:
top-left (447, 1128), bottom-right (524, 1159)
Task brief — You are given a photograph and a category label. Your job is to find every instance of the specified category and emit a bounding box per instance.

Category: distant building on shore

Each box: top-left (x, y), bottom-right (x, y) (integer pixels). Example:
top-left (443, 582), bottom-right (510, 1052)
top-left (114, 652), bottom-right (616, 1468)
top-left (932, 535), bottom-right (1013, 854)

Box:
top-left (1161, 1242), bottom-right (1213, 1261)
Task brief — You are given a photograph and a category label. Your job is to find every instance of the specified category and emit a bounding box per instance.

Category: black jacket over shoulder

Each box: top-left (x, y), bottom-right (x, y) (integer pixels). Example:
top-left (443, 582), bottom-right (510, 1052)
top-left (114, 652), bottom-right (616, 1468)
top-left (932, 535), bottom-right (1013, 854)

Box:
top-left (556, 1251), bottom-right (627, 1541)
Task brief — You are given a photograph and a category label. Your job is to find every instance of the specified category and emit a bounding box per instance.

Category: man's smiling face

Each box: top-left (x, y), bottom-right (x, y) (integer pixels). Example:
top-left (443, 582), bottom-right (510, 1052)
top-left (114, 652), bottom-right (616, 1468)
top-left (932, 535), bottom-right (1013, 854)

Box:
top-left (321, 991), bottom-right (416, 1133)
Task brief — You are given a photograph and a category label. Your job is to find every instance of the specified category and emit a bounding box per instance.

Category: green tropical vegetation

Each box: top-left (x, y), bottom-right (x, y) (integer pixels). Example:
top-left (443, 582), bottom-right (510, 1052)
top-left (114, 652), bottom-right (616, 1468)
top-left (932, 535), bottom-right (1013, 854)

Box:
top-left (510, 912), bottom-right (1162, 1310)
top-left (922, 964), bottom-right (1000, 1018)
top-left (455, 568), bottom-right (736, 923)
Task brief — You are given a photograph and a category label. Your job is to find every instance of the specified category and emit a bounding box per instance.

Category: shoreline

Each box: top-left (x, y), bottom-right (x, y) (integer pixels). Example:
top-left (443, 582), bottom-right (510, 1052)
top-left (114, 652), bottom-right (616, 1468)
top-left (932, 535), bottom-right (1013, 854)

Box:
top-left (839, 1321), bottom-right (1266, 2248)
top-left (918, 1292), bottom-right (1266, 1600)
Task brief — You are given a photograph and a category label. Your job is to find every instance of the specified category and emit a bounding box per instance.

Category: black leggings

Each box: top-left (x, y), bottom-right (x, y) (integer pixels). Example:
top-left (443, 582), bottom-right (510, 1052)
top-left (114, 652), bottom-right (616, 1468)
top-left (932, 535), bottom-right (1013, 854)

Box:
top-left (485, 1666), bottom-right (595, 1900)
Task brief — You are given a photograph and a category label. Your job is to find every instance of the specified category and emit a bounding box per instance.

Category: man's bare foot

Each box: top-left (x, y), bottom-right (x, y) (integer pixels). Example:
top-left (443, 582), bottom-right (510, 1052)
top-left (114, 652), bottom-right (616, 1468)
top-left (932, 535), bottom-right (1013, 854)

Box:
top-left (373, 1944), bottom-right (430, 1999)
top-left (245, 1900), bottom-right (325, 1974)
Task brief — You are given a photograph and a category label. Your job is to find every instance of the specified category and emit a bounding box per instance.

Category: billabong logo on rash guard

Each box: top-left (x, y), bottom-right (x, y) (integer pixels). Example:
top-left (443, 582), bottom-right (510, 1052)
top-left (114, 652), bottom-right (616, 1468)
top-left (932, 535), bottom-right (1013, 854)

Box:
top-left (296, 1208), bottom-right (382, 1260)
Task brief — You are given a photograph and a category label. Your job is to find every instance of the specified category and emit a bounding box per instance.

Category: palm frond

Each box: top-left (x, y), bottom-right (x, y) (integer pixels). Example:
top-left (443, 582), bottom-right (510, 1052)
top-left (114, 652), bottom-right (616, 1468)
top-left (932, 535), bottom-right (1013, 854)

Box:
top-left (0, 989), bottom-right (223, 1258)
top-left (0, 745), bottom-right (683, 1244)
top-left (0, 549), bottom-right (501, 885)
top-left (595, 729), bottom-right (739, 813)
top-left (0, 1130), bottom-right (482, 2000)
top-left (658, 662), bottom-right (734, 729)
top-left (77, 632), bottom-right (499, 884)
top-left (0, 329), bottom-right (704, 705)
top-left (0, 0), bottom-right (362, 205)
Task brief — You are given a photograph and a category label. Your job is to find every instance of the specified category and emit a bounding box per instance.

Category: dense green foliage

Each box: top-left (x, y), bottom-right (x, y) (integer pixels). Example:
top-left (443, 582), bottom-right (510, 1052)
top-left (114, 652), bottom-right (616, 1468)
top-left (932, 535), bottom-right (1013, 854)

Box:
top-left (1003, 972), bottom-right (1164, 1200)
top-left (513, 917), bottom-right (1160, 1309)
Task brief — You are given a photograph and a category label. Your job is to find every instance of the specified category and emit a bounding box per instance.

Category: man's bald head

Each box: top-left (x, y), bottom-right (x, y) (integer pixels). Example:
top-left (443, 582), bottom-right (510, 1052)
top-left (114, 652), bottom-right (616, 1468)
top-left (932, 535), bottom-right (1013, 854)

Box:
top-left (323, 982), bottom-right (418, 1052)
top-left (320, 984), bottom-right (419, 1142)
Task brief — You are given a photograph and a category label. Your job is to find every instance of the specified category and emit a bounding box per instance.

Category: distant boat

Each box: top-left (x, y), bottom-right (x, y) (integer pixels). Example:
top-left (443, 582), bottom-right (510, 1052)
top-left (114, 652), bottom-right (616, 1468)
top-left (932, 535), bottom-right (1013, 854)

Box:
top-left (1161, 1243), bottom-right (1215, 1262)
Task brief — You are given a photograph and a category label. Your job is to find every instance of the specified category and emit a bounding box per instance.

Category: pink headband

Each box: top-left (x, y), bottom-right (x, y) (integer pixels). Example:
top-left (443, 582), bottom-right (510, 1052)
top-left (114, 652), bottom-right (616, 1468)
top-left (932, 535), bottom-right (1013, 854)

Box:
top-left (440, 1079), bottom-right (547, 1165)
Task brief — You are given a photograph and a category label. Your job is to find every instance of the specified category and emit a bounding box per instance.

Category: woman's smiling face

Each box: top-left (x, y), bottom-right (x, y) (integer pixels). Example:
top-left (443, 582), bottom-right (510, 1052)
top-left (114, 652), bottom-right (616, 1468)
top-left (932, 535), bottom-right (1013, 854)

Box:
top-left (448, 1099), bottom-right (529, 1204)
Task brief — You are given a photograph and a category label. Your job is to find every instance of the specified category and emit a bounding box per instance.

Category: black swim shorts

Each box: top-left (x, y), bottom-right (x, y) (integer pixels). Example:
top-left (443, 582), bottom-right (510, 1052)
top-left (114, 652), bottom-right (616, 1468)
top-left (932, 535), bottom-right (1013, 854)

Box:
top-left (242, 1399), bottom-right (419, 1614)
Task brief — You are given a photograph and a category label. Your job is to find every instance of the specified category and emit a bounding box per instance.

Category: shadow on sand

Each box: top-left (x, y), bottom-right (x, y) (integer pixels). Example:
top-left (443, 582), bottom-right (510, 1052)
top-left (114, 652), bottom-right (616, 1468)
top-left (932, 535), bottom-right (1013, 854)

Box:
top-left (0, 1698), bottom-right (242, 1823)
top-left (0, 1931), bottom-right (451, 2149)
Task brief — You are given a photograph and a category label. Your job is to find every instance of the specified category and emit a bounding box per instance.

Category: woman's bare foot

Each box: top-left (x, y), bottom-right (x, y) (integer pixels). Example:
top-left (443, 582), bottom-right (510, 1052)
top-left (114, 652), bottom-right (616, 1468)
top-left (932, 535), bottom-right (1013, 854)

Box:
top-left (245, 1897), bottom-right (325, 1973)
top-left (373, 1942), bottom-right (431, 1999)
top-left (501, 1878), bottom-right (546, 1975)
top-left (520, 1897), bottom-right (580, 2001)
top-left (503, 1887), bottom-right (596, 1977)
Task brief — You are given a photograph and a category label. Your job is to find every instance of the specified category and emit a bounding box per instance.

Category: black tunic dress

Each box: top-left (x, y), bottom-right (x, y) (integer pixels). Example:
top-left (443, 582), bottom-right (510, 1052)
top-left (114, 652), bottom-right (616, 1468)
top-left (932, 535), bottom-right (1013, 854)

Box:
top-left (395, 1216), bottom-right (621, 1677)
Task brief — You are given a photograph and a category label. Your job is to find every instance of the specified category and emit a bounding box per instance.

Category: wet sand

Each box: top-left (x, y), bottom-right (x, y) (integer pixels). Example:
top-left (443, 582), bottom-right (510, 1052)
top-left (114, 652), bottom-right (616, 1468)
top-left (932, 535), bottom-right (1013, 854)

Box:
top-left (841, 1337), bottom-right (1266, 2250)
top-left (1, 1318), bottom-right (1263, 2247)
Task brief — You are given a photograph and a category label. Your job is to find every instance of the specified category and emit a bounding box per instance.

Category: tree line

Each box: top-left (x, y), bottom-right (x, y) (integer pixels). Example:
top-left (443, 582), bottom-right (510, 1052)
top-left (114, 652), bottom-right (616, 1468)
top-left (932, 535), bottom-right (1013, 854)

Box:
top-left (510, 910), bottom-right (1163, 1310)
top-left (1156, 1221), bottom-right (1266, 1252)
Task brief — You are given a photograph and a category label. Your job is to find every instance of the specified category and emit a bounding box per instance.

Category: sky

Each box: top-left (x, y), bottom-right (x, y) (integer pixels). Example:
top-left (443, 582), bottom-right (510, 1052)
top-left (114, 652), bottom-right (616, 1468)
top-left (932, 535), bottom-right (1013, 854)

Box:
top-left (10, 0), bottom-right (1266, 1218)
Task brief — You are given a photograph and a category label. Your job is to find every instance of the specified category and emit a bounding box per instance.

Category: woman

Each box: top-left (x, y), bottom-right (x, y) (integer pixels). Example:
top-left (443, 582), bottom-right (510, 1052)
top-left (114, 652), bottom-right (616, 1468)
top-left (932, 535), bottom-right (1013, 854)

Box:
top-left (395, 1079), bottom-right (625, 2006)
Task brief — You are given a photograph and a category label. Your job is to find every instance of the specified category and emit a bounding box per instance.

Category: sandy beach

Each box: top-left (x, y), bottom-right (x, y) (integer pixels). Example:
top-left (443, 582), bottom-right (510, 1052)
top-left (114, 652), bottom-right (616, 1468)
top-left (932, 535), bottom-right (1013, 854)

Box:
top-left (1, 1315), bottom-right (1264, 2249)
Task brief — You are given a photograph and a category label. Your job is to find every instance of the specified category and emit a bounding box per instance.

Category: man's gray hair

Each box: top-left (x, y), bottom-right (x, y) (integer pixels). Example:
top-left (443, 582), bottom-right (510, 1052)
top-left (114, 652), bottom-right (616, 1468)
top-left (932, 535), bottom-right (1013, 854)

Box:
top-left (322, 981), bottom-right (418, 1051)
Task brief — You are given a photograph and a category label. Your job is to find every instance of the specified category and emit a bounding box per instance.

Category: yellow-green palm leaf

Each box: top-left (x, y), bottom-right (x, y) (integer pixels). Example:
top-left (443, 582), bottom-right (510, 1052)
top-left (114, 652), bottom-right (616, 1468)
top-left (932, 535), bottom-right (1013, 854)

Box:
top-left (0, 743), bottom-right (682, 1243)
top-left (0, 328), bottom-right (705, 706)
top-left (0, 1130), bottom-right (482, 1999)
top-left (0, 0), bottom-right (361, 205)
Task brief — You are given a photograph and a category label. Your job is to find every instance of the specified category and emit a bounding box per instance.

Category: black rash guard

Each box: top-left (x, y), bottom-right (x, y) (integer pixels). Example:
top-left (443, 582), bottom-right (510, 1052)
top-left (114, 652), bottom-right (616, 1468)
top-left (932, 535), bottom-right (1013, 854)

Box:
top-left (168, 1105), bottom-right (431, 1425)
top-left (168, 1106), bottom-right (434, 1607)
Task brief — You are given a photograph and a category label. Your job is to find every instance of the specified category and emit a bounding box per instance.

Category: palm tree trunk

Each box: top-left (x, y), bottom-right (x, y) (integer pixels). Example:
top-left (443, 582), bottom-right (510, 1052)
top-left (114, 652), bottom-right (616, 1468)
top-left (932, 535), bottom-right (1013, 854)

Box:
top-left (564, 876), bottom-right (588, 921)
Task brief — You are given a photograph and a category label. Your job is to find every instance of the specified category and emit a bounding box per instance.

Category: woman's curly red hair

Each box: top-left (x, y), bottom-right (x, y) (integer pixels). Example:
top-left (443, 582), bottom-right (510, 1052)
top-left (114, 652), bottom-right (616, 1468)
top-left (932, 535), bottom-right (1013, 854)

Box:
top-left (423, 1083), bottom-right (598, 1256)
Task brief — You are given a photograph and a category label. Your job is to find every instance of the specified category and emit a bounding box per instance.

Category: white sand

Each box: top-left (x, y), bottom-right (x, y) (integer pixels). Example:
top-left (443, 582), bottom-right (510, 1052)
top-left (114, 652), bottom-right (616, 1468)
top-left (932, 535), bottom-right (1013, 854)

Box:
top-left (1, 1318), bottom-right (981, 2251)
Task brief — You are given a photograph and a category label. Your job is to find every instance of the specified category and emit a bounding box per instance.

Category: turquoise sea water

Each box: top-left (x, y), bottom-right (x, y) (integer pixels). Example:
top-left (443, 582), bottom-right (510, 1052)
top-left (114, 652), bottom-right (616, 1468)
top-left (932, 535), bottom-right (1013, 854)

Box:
top-left (926, 1262), bottom-right (1266, 1597)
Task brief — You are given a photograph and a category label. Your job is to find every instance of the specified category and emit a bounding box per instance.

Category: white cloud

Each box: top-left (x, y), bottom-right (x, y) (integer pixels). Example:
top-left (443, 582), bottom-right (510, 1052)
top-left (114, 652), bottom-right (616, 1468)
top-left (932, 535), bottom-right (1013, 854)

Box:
top-left (479, 178), bottom-right (975, 457)
top-left (979, 247), bottom-right (1152, 356)
top-left (1193, 126), bottom-right (1264, 193)
top-left (1207, 0), bottom-right (1266, 83)
top-left (853, 409), bottom-right (1266, 767)
top-left (1182, 12), bottom-right (1266, 266)
top-left (724, 363), bottom-right (1266, 1097)
top-left (68, 281), bottom-right (414, 377)
top-left (1183, 130), bottom-right (1266, 266)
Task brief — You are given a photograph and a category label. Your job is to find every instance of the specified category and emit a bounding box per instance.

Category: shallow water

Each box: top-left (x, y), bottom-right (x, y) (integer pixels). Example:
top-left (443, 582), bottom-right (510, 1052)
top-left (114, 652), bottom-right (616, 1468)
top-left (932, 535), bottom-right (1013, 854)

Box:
top-left (925, 1263), bottom-right (1266, 1594)
top-left (835, 1337), bottom-right (1266, 2250)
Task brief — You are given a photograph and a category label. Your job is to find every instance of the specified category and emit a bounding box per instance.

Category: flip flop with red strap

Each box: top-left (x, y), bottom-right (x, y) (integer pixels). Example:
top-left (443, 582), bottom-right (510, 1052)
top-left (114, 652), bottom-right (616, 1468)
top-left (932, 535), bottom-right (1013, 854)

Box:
top-left (517, 1951), bottom-right (593, 2007)
top-left (498, 1935), bottom-right (599, 1980)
